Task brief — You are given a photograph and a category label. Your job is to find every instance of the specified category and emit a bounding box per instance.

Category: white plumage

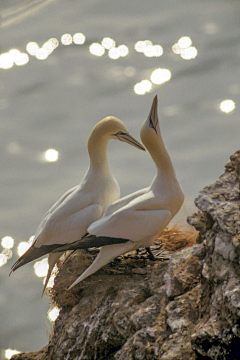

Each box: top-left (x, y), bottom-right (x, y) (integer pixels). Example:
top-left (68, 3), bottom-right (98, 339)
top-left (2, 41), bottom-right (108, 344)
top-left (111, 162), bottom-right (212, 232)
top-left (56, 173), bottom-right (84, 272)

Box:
top-left (10, 116), bottom-right (145, 294)
top-left (54, 95), bottom-right (184, 289)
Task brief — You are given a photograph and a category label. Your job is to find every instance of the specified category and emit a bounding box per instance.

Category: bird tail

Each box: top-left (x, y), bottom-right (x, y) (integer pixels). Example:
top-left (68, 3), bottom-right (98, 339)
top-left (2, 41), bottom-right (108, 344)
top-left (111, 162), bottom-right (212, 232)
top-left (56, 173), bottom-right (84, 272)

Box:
top-left (10, 243), bottom-right (63, 275)
top-left (68, 240), bottom-right (135, 289)
top-left (41, 252), bottom-right (62, 297)
top-left (52, 234), bottom-right (130, 253)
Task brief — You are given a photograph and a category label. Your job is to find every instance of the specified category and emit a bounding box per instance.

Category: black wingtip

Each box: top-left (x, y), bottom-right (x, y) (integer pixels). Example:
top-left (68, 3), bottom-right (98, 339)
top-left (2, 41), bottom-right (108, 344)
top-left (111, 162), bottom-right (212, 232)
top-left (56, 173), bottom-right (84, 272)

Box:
top-left (10, 243), bottom-right (64, 274)
top-left (52, 235), bottom-right (130, 253)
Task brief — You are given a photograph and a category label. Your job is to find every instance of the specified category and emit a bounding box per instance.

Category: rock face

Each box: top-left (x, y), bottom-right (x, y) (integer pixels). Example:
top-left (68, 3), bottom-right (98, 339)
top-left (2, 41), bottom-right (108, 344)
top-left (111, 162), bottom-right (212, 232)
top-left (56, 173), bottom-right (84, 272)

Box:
top-left (12, 151), bottom-right (240, 360)
top-left (188, 150), bottom-right (240, 359)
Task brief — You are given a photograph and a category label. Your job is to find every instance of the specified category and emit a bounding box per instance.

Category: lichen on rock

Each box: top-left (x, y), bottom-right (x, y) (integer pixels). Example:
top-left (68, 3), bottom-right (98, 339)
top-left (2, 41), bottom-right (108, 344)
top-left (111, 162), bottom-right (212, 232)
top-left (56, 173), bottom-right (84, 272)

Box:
top-left (11, 150), bottom-right (240, 360)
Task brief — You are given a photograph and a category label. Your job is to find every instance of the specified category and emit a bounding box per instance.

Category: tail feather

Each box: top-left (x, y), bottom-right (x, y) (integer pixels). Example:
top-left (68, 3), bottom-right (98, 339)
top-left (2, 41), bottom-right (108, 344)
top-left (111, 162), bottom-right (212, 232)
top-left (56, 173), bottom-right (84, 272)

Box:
top-left (41, 252), bottom-right (62, 297)
top-left (10, 243), bottom-right (64, 275)
top-left (68, 240), bottom-right (135, 289)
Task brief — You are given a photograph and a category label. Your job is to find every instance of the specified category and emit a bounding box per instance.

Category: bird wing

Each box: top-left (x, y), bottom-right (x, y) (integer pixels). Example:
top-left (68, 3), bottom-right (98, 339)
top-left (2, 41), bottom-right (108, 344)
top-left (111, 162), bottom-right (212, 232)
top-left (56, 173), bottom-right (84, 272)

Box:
top-left (89, 207), bottom-right (172, 242)
top-left (10, 203), bottom-right (102, 273)
top-left (35, 203), bottom-right (103, 247)
top-left (103, 187), bottom-right (149, 217)
top-left (65, 208), bottom-right (171, 288)
top-left (34, 185), bottom-right (79, 240)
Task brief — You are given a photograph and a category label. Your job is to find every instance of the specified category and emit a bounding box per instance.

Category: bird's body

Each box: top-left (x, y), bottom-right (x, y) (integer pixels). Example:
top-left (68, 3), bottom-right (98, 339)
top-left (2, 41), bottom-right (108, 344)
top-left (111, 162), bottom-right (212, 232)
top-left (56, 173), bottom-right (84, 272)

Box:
top-left (54, 95), bottom-right (184, 289)
top-left (10, 116), bottom-right (145, 294)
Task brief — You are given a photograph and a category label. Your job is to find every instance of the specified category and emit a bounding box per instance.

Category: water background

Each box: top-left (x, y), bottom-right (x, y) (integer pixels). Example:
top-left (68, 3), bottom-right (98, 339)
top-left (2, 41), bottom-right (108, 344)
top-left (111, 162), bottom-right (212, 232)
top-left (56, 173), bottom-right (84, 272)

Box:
top-left (0, 0), bottom-right (239, 357)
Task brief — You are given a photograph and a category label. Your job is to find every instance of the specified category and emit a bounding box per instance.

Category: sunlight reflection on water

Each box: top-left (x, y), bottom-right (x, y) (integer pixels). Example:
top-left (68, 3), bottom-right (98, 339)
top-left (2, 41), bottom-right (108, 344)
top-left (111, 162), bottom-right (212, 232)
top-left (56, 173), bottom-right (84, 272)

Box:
top-left (4, 349), bottom-right (21, 359)
top-left (61, 34), bottom-right (73, 46)
top-left (44, 149), bottom-right (59, 162)
top-left (151, 68), bottom-right (171, 85)
top-left (17, 236), bottom-right (34, 257)
top-left (102, 37), bottom-right (116, 50)
top-left (172, 36), bottom-right (198, 60)
top-left (89, 42), bottom-right (105, 56)
top-left (34, 258), bottom-right (49, 278)
top-left (0, 237), bottom-right (14, 267)
top-left (1, 236), bottom-right (14, 249)
top-left (219, 99), bottom-right (235, 113)
top-left (47, 307), bottom-right (60, 322)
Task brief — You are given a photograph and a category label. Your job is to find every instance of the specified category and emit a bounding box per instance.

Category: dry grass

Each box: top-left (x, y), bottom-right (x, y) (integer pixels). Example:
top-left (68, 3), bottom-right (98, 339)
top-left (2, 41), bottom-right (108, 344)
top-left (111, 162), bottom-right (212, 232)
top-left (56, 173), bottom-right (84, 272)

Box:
top-left (157, 200), bottom-right (199, 251)
top-left (157, 220), bottom-right (198, 251)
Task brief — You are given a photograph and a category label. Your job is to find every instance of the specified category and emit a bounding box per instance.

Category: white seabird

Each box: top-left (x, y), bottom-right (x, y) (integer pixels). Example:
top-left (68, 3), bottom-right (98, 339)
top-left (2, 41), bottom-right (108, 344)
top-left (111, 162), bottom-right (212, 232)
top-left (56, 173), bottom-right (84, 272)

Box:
top-left (53, 95), bottom-right (184, 289)
top-left (10, 116), bottom-right (145, 294)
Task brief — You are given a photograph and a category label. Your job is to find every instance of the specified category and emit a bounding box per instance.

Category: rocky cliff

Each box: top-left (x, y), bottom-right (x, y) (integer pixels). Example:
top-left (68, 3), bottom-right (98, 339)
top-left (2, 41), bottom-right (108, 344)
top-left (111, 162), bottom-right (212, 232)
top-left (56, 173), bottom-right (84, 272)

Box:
top-left (12, 151), bottom-right (240, 360)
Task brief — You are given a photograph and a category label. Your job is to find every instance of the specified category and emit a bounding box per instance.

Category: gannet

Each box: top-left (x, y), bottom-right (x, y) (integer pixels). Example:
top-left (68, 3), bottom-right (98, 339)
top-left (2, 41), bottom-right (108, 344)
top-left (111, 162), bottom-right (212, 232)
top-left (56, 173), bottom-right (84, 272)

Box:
top-left (53, 95), bottom-right (184, 289)
top-left (10, 116), bottom-right (145, 294)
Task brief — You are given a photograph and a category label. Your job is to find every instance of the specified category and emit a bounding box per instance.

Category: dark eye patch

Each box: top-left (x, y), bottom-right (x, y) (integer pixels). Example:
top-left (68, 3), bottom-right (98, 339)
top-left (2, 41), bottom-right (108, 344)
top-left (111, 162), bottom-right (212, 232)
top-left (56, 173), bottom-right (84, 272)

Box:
top-left (148, 115), bottom-right (157, 134)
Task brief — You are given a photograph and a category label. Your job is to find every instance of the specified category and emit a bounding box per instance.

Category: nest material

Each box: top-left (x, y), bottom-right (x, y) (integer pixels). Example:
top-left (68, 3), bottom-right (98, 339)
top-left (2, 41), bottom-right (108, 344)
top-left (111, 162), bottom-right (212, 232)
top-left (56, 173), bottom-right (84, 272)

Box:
top-left (158, 220), bottom-right (198, 252)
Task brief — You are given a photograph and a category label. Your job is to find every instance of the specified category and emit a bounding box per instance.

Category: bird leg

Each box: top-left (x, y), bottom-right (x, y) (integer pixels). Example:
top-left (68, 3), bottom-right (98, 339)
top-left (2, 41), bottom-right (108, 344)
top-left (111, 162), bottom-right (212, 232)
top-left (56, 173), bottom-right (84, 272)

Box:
top-left (145, 247), bottom-right (156, 261)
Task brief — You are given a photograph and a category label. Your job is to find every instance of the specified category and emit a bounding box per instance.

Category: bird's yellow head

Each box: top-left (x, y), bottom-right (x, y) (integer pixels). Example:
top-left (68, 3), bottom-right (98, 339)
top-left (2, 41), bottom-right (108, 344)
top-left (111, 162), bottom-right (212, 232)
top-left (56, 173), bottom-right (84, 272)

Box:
top-left (90, 116), bottom-right (145, 151)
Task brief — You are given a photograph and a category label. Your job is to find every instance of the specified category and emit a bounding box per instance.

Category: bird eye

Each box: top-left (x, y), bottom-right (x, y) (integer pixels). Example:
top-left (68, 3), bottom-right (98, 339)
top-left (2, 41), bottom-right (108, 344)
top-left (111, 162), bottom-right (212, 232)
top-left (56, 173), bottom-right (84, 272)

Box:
top-left (114, 131), bottom-right (127, 136)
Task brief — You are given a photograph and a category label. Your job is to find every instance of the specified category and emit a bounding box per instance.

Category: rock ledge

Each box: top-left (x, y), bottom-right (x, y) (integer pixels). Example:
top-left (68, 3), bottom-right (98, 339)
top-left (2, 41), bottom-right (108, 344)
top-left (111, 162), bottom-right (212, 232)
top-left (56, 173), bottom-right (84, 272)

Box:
top-left (12, 151), bottom-right (240, 360)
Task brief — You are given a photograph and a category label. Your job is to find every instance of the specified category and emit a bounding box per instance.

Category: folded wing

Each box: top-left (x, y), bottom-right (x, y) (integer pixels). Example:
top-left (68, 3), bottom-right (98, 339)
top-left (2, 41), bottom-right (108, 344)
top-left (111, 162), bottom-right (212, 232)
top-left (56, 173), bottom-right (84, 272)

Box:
top-left (10, 203), bottom-right (102, 273)
top-left (89, 207), bottom-right (172, 242)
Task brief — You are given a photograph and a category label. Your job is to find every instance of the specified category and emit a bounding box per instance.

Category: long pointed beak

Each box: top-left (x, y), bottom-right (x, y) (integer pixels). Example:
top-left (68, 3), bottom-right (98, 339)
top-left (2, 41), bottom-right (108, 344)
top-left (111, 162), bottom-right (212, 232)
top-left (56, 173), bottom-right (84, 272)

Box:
top-left (116, 133), bottom-right (145, 151)
top-left (148, 95), bottom-right (159, 133)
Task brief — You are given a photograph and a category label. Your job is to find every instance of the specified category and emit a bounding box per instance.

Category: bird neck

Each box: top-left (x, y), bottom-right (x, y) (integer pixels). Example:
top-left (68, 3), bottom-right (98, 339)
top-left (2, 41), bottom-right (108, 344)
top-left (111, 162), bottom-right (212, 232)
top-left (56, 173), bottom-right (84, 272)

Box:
top-left (87, 131), bottom-right (111, 173)
top-left (142, 123), bottom-right (175, 177)
top-left (148, 129), bottom-right (184, 214)
top-left (151, 139), bottom-right (175, 177)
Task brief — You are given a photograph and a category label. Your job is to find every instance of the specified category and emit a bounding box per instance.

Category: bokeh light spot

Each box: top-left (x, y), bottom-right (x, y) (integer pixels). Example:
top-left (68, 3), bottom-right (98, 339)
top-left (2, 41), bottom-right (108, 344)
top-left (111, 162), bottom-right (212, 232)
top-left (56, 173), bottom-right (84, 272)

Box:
top-left (134, 40), bottom-right (152, 53)
top-left (178, 36), bottom-right (192, 49)
top-left (35, 48), bottom-right (49, 60)
top-left (220, 99), bottom-right (235, 113)
top-left (172, 43), bottom-right (181, 54)
top-left (134, 80), bottom-right (152, 95)
top-left (118, 45), bottom-right (129, 57)
top-left (180, 46), bottom-right (198, 60)
top-left (15, 53), bottom-right (29, 66)
top-left (17, 242), bottom-right (31, 257)
top-left (108, 47), bottom-right (121, 60)
top-left (0, 53), bottom-right (14, 69)
top-left (73, 33), bottom-right (85, 45)
top-left (26, 42), bottom-right (39, 56)
top-left (34, 258), bottom-right (49, 277)
top-left (124, 66), bottom-right (136, 77)
top-left (2, 249), bottom-right (13, 259)
top-left (151, 68), bottom-right (171, 85)
top-left (48, 307), bottom-right (60, 322)
top-left (102, 37), bottom-right (116, 50)
top-left (44, 149), bottom-right (59, 162)
top-left (143, 45), bottom-right (163, 57)
top-left (61, 34), bottom-right (73, 45)
top-left (5, 349), bottom-right (21, 359)
top-left (1, 236), bottom-right (14, 249)
top-left (0, 254), bottom-right (8, 267)
top-left (89, 43), bottom-right (105, 56)
top-left (9, 49), bottom-right (21, 62)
